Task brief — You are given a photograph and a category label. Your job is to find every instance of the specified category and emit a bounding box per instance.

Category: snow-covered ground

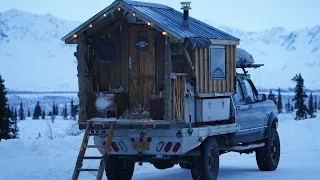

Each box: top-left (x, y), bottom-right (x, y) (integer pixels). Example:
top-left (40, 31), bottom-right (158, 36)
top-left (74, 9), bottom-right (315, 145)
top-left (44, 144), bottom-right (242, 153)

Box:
top-left (1, 113), bottom-right (320, 180)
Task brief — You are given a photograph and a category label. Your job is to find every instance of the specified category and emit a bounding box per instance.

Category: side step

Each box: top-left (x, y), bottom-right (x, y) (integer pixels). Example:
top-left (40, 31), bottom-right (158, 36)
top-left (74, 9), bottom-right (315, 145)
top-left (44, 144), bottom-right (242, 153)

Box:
top-left (221, 142), bottom-right (265, 152)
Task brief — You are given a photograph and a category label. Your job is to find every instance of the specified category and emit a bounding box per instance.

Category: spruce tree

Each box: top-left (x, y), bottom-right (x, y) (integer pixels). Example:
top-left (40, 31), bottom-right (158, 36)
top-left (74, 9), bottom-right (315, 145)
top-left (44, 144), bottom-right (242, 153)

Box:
top-left (11, 107), bottom-right (14, 120)
top-left (63, 103), bottom-right (68, 120)
top-left (292, 73), bottom-right (308, 120)
top-left (52, 102), bottom-right (56, 116)
top-left (14, 109), bottom-right (17, 120)
top-left (19, 101), bottom-right (25, 120)
top-left (268, 90), bottom-right (277, 104)
top-left (11, 117), bottom-right (19, 139)
top-left (70, 99), bottom-right (76, 120)
top-left (308, 93), bottom-right (316, 118)
top-left (55, 105), bottom-right (59, 116)
top-left (48, 111), bottom-right (52, 116)
top-left (42, 110), bottom-right (45, 120)
top-left (314, 96), bottom-right (318, 113)
top-left (27, 108), bottom-right (31, 117)
top-left (0, 75), bottom-right (14, 140)
top-left (277, 88), bottom-right (283, 113)
top-left (33, 102), bottom-right (42, 119)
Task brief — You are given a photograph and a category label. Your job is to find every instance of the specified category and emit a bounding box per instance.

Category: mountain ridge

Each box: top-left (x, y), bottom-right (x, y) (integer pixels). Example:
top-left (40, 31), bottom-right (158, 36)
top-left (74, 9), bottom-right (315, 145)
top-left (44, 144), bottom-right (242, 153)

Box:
top-left (1, 9), bottom-right (319, 92)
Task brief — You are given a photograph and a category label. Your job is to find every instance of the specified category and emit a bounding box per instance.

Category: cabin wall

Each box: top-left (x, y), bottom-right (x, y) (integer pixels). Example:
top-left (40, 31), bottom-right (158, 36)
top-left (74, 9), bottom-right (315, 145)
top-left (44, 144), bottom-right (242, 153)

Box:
top-left (195, 45), bottom-right (236, 95)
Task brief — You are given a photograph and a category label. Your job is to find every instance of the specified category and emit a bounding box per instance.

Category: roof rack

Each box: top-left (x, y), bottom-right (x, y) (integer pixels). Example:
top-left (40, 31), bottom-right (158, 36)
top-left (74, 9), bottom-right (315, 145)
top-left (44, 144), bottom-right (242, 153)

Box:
top-left (236, 63), bottom-right (264, 75)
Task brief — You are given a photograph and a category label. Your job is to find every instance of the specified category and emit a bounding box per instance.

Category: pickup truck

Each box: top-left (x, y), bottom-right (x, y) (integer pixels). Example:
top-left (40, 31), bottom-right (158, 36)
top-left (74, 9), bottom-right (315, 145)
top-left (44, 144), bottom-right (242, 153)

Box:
top-left (90, 69), bottom-right (280, 180)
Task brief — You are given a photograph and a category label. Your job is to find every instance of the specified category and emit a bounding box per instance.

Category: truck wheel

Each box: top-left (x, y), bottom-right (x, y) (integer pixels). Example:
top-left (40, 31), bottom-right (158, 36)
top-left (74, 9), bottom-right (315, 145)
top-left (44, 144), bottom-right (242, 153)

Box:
top-left (191, 138), bottom-right (219, 180)
top-left (255, 128), bottom-right (280, 171)
top-left (105, 155), bottom-right (134, 180)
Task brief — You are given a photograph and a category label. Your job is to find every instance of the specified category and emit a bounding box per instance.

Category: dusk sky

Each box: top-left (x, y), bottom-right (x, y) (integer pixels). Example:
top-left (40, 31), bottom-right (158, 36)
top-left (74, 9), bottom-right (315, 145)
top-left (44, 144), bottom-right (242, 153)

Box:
top-left (0, 0), bottom-right (318, 31)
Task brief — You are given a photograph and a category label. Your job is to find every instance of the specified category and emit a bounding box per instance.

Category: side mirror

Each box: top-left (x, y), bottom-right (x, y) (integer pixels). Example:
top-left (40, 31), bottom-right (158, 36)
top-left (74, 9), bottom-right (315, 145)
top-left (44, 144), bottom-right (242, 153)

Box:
top-left (257, 94), bottom-right (267, 101)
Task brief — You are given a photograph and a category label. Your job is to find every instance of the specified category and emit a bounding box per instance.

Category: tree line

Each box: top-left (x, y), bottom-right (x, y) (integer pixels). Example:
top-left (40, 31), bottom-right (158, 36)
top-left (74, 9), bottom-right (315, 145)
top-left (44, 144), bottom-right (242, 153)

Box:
top-left (267, 73), bottom-right (318, 120)
top-left (0, 75), bottom-right (78, 141)
top-left (8, 99), bottom-right (78, 121)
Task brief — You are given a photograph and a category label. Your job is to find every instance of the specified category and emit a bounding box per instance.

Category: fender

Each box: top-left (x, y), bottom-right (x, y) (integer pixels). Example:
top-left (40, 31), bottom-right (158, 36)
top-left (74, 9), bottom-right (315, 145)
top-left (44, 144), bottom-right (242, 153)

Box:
top-left (264, 111), bottom-right (278, 138)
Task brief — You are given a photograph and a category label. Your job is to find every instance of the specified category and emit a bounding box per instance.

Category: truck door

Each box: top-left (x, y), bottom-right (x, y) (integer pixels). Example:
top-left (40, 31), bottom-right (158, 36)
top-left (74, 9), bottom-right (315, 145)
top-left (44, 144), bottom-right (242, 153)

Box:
top-left (242, 79), bottom-right (265, 135)
top-left (233, 79), bottom-right (252, 135)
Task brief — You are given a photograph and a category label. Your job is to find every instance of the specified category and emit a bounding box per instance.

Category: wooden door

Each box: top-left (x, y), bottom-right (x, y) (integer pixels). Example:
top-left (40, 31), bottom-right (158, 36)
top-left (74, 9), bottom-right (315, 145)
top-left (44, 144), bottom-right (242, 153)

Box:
top-left (128, 27), bottom-right (156, 116)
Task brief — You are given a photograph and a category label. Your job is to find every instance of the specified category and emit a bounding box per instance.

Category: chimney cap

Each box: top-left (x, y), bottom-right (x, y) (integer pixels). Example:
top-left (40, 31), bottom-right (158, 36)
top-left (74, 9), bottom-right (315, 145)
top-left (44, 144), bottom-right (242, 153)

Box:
top-left (181, 2), bottom-right (191, 10)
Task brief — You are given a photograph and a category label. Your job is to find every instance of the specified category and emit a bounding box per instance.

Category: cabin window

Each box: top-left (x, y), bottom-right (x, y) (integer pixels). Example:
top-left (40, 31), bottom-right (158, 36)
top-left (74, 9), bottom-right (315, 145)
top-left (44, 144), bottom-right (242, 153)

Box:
top-left (209, 45), bottom-right (226, 80)
top-left (94, 40), bottom-right (117, 63)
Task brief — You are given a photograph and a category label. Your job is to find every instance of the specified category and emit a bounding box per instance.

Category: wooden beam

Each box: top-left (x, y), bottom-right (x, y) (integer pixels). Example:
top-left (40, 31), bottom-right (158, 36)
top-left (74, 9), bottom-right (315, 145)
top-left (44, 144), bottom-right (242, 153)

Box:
top-left (91, 16), bottom-right (128, 41)
top-left (179, 44), bottom-right (194, 73)
top-left (75, 34), bottom-right (90, 123)
top-left (164, 37), bottom-right (172, 121)
top-left (210, 39), bottom-right (240, 45)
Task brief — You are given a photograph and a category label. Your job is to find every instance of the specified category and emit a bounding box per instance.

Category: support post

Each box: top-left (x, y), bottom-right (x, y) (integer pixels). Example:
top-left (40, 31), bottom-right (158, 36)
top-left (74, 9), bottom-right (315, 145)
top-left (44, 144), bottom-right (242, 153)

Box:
top-left (164, 37), bottom-right (172, 121)
top-left (75, 34), bottom-right (92, 129)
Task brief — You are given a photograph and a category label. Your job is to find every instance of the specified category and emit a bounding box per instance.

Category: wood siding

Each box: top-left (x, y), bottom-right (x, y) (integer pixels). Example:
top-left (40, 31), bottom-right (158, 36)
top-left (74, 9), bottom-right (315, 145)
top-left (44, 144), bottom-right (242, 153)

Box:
top-left (195, 45), bottom-right (236, 95)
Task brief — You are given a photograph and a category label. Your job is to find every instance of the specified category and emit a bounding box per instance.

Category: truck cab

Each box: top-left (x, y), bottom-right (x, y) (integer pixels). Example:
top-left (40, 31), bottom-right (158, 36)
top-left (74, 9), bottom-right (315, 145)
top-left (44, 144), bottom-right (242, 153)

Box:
top-left (232, 73), bottom-right (278, 145)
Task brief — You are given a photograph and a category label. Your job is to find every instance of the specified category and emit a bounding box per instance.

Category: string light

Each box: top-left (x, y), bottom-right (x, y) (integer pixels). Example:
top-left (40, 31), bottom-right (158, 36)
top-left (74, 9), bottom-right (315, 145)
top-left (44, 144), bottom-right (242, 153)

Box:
top-left (133, 13), bottom-right (136, 16)
top-left (89, 24), bottom-right (93, 28)
top-left (162, 31), bottom-right (168, 36)
top-left (118, 7), bottom-right (121, 11)
top-left (73, 34), bottom-right (77, 38)
top-left (103, 13), bottom-right (107, 17)
top-left (147, 22), bottom-right (151, 26)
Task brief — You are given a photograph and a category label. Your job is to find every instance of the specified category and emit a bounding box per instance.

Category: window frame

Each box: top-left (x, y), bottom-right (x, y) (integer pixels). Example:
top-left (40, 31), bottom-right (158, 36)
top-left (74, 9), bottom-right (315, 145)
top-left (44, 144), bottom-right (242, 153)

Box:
top-left (242, 79), bottom-right (258, 103)
top-left (209, 45), bottom-right (226, 80)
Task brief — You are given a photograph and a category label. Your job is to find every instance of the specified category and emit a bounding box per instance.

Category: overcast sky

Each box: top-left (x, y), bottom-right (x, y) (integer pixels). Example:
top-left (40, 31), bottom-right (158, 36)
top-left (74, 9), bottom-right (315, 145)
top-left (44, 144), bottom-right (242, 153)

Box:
top-left (0, 0), bottom-right (318, 31)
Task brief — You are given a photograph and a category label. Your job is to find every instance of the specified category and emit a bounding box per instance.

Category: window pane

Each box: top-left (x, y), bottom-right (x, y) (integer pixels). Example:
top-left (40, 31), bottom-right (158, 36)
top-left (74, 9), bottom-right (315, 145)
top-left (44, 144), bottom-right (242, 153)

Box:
top-left (243, 80), bottom-right (256, 102)
top-left (234, 81), bottom-right (243, 103)
top-left (210, 45), bottom-right (226, 80)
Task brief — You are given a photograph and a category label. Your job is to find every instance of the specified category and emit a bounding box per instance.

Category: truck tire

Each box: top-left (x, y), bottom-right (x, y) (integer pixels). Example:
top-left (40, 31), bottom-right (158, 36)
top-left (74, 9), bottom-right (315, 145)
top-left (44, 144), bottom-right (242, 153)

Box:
top-left (105, 155), bottom-right (134, 180)
top-left (255, 128), bottom-right (280, 171)
top-left (191, 138), bottom-right (219, 180)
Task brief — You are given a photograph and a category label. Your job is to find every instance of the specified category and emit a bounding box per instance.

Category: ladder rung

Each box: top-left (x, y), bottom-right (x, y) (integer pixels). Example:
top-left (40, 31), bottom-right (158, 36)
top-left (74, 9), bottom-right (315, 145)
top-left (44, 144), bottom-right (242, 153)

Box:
top-left (81, 156), bottom-right (103, 160)
top-left (86, 133), bottom-right (108, 136)
top-left (78, 168), bottom-right (100, 172)
top-left (84, 145), bottom-right (105, 148)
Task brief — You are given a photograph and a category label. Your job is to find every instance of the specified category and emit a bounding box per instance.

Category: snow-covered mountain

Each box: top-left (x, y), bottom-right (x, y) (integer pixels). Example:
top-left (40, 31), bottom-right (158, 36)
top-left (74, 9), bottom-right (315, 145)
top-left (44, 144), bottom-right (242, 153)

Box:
top-left (0, 9), bottom-right (80, 91)
top-left (0, 9), bottom-right (319, 91)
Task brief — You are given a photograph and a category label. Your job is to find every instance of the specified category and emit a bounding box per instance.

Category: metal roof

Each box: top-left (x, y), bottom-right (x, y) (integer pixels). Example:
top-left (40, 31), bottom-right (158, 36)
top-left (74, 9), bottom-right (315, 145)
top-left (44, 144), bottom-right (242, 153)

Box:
top-left (62, 0), bottom-right (240, 43)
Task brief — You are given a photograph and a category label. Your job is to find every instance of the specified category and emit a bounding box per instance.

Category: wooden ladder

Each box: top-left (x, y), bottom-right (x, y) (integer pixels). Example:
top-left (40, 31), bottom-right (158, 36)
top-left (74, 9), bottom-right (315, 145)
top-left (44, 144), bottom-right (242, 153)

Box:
top-left (71, 123), bottom-right (115, 180)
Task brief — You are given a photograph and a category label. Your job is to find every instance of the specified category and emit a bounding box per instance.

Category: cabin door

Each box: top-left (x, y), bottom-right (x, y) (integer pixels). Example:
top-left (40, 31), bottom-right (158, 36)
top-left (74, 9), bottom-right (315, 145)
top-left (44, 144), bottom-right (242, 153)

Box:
top-left (128, 27), bottom-right (156, 116)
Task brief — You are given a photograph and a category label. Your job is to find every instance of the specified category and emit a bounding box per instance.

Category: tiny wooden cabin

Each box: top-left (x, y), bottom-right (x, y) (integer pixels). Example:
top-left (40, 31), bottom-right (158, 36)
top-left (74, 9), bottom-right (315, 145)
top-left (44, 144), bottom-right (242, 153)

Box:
top-left (62, 0), bottom-right (240, 127)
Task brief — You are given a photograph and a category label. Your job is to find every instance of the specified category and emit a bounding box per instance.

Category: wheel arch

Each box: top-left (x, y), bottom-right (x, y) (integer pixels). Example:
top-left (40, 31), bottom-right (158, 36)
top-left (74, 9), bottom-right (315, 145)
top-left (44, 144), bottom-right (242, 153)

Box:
top-left (264, 112), bottom-right (278, 138)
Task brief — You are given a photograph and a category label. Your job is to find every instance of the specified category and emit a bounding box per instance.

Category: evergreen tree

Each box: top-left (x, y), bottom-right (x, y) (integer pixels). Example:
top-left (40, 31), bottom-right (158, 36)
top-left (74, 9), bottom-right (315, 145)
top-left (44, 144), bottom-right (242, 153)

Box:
top-left (314, 96), bottom-right (318, 113)
top-left (70, 99), bottom-right (76, 120)
top-left (19, 101), bottom-right (25, 120)
top-left (27, 108), bottom-right (31, 117)
top-left (33, 101), bottom-right (42, 120)
top-left (308, 93), bottom-right (316, 118)
top-left (48, 111), bottom-right (52, 116)
top-left (11, 107), bottom-right (14, 120)
top-left (14, 109), bottom-right (17, 120)
top-left (63, 103), bottom-right (68, 120)
top-left (11, 117), bottom-right (19, 139)
top-left (277, 88), bottom-right (283, 113)
top-left (55, 105), bottom-right (59, 116)
top-left (0, 75), bottom-right (15, 140)
top-left (268, 90), bottom-right (277, 104)
top-left (42, 110), bottom-right (45, 120)
top-left (292, 74), bottom-right (308, 120)
top-left (52, 102), bottom-right (56, 116)
top-left (286, 98), bottom-right (292, 113)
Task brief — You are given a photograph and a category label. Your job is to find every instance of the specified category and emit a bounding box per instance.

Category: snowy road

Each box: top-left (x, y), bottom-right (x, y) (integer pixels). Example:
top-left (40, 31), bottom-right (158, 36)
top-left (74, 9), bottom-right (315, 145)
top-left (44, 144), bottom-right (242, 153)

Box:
top-left (1, 113), bottom-right (320, 180)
